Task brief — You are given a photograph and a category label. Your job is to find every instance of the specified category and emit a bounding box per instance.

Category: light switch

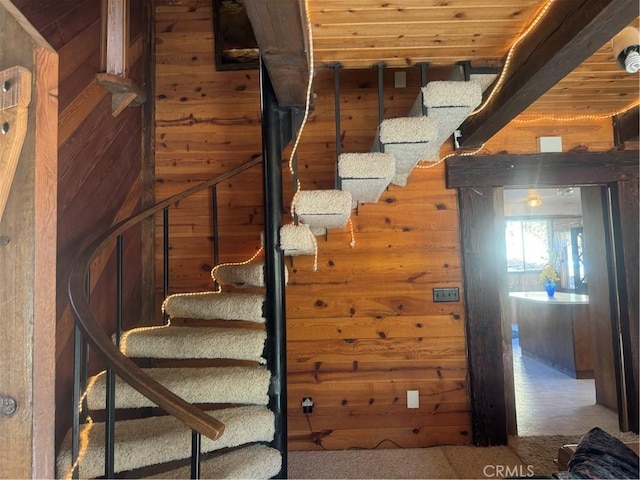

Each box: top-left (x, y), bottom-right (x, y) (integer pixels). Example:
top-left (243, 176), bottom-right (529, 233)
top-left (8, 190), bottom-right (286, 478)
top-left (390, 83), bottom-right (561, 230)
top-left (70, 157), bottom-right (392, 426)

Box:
top-left (407, 390), bottom-right (419, 409)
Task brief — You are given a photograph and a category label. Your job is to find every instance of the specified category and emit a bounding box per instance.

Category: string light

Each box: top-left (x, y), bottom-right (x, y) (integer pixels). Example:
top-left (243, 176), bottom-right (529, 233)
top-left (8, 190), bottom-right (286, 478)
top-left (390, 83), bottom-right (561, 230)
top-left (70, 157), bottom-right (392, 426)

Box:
top-left (210, 246), bottom-right (265, 291)
top-left (470, 0), bottom-right (557, 117)
top-left (416, 143), bottom-right (487, 169)
top-left (64, 414), bottom-right (94, 479)
top-left (514, 100), bottom-right (640, 123)
top-left (348, 217), bottom-right (355, 248)
top-left (287, 0), bottom-right (315, 220)
top-left (283, 0), bottom-right (355, 262)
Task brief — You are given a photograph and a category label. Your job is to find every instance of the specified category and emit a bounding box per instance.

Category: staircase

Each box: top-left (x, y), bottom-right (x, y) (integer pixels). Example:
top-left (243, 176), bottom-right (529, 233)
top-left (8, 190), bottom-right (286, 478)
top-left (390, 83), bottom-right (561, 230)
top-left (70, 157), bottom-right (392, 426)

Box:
top-left (57, 261), bottom-right (283, 478)
top-left (59, 66), bottom-right (496, 479)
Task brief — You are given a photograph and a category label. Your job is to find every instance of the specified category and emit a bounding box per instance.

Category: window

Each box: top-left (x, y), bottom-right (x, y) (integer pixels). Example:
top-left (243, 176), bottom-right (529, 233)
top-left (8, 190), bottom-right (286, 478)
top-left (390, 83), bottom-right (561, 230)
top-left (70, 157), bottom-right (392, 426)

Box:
top-left (505, 219), bottom-right (551, 272)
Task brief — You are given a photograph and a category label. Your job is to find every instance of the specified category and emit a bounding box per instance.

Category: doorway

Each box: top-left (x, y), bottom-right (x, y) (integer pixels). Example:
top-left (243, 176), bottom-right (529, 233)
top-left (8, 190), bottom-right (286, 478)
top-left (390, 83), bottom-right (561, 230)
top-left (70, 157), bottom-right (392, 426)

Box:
top-left (448, 151), bottom-right (639, 446)
top-left (503, 188), bottom-right (619, 435)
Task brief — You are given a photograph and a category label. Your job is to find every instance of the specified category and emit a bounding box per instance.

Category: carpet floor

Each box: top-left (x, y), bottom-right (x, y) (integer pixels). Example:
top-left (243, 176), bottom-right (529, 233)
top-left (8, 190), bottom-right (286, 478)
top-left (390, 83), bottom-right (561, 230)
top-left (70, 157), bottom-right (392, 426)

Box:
top-left (288, 432), bottom-right (640, 479)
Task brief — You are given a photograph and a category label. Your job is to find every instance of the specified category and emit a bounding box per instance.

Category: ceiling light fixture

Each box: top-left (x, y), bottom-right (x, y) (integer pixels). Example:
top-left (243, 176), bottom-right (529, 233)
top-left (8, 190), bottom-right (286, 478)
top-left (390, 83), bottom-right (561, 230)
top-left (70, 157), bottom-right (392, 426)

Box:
top-left (526, 189), bottom-right (543, 208)
top-left (611, 26), bottom-right (640, 74)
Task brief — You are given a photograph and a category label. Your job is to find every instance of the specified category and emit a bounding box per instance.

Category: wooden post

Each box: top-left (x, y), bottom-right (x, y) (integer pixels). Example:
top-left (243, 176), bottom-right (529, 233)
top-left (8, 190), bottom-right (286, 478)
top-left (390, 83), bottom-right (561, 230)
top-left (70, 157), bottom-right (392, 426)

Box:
top-left (0, 1), bottom-right (58, 478)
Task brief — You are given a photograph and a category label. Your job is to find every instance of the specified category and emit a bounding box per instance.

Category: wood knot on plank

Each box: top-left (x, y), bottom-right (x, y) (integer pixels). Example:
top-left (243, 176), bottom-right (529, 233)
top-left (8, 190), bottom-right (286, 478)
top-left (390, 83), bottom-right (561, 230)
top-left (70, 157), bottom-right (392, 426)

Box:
top-left (314, 299), bottom-right (328, 308)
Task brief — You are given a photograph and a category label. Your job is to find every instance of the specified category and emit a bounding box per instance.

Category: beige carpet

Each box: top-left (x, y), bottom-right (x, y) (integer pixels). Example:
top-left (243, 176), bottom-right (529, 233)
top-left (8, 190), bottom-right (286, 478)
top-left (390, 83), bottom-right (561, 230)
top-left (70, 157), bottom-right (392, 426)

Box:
top-left (288, 431), bottom-right (640, 479)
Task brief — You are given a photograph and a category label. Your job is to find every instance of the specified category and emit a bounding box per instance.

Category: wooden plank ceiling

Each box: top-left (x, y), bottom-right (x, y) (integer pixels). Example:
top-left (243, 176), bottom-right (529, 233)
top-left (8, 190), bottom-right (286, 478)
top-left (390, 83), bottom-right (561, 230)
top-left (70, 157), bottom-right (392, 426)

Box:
top-left (245, 0), bottom-right (639, 121)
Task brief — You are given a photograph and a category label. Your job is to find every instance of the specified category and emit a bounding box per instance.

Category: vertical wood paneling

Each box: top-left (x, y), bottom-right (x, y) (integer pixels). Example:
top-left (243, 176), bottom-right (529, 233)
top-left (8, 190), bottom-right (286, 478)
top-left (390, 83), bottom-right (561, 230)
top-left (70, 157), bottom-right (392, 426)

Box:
top-left (9, 0), bottom-right (152, 450)
top-left (152, 0), bottom-right (633, 450)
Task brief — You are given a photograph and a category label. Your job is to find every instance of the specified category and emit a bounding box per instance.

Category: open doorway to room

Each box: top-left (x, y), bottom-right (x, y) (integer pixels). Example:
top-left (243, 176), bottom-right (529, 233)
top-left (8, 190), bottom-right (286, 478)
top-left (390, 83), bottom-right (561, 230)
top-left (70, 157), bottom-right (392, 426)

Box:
top-left (503, 187), bottom-right (619, 435)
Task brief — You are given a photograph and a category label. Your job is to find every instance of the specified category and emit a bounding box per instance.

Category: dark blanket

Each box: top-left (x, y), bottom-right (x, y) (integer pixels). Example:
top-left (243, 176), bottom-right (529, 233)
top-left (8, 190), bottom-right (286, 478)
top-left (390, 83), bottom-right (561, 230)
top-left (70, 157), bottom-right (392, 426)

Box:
top-left (566, 427), bottom-right (639, 479)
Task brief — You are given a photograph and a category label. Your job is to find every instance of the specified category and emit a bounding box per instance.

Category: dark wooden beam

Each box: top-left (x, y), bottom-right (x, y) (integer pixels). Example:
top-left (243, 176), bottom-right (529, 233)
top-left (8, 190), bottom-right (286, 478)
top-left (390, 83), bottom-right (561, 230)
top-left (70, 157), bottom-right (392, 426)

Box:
top-left (458, 186), bottom-right (508, 446)
top-left (447, 150), bottom-right (639, 188)
top-left (243, 0), bottom-right (309, 107)
top-left (459, 0), bottom-right (639, 148)
top-left (613, 105), bottom-right (640, 147)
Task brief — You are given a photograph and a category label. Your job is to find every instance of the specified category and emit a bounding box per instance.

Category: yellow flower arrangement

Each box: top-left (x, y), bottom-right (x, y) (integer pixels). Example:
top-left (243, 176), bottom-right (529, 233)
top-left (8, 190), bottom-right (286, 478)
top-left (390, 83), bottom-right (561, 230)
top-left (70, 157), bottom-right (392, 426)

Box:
top-left (539, 264), bottom-right (559, 284)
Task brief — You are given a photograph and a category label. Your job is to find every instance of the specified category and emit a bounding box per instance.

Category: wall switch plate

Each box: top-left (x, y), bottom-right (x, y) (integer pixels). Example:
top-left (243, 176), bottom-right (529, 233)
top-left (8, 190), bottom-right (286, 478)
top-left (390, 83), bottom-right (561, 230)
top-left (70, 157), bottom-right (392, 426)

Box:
top-left (433, 287), bottom-right (460, 303)
top-left (407, 390), bottom-right (419, 409)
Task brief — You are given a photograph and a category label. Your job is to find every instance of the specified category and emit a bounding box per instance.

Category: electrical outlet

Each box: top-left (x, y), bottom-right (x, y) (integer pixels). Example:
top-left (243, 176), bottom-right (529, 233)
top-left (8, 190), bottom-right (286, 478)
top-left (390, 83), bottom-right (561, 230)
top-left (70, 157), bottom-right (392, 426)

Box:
top-left (433, 287), bottom-right (460, 303)
top-left (302, 397), bottom-right (313, 414)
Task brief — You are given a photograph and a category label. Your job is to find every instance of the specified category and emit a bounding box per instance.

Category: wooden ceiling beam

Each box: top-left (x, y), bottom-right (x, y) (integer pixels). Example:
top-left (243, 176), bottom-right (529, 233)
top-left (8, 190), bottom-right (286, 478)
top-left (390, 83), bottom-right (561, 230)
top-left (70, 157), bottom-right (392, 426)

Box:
top-left (459, 0), bottom-right (639, 148)
top-left (446, 150), bottom-right (639, 188)
top-left (613, 105), bottom-right (640, 147)
top-left (243, 0), bottom-right (309, 107)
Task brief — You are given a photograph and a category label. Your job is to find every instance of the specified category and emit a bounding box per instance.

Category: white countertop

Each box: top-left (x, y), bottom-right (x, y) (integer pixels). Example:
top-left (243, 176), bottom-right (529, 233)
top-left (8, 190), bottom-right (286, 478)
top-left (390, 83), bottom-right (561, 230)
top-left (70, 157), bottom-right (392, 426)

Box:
top-left (509, 291), bottom-right (589, 305)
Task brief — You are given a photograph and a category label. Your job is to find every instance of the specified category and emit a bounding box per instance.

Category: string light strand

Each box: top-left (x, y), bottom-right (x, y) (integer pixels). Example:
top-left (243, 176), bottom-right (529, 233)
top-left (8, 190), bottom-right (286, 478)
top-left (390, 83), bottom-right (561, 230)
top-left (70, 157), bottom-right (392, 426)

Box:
top-left (514, 100), bottom-right (640, 123)
top-left (416, 143), bottom-right (487, 169)
top-left (470, 0), bottom-right (557, 117)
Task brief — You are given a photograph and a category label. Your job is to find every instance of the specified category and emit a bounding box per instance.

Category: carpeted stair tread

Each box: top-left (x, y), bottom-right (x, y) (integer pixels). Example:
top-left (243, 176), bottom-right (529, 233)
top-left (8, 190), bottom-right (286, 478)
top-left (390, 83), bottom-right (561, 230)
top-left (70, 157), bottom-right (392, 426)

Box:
top-left (378, 116), bottom-right (438, 187)
top-left (57, 405), bottom-right (275, 479)
top-left (419, 81), bottom-right (483, 162)
top-left (163, 292), bottom-right (265, 323)
top-left (295, 189), bottom-right (352, 232)
top-left (119, 326), bottom-right (266, 363)
top-left (469, 73), bottom-right (498, 93)
top-left (212, 261), bottom-right (288, 288)
top-left (85, 366), bottom-right (270, 410)
top-left (279, 224), bottom-right (317, 256)
top-left (338, 152), bottom-right (396, 205)
top-left (148, 444), bottom-right (282, 479)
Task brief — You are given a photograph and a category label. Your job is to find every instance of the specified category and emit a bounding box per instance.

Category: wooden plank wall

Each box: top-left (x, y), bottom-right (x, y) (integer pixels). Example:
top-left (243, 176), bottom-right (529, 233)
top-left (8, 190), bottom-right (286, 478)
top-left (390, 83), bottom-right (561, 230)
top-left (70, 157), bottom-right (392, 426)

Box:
top-left (154, 0), bottom-right (264, 306)
top-left (153, 0), bottom-right (622, 450)
top-left (11, 0), bottom-right (152, 449)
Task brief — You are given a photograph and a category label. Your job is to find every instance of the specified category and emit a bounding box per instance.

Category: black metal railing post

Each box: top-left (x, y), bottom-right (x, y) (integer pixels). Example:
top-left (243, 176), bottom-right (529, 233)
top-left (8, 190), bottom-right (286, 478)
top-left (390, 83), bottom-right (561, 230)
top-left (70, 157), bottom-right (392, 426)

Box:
top-left (71, 324), bottom-right (82, 480)
top-left (376, 62), bottom-right (386, 154)
top-left (105, 235), bottom-right (123, 478)
top-left (191, 430), bottom-right (201, 479)
top-left (331, 63), bottom-right (343, 190)
top-left (376, 62), bottom-right (386, 125)
top-left (259, 56), bottom-right (288, 479)
top-left (163, 207), bottom-right (170, 324)
top-left (418, 62), bottom-right (429, 116)
top-left (211, 185), bottom-right (220, 287)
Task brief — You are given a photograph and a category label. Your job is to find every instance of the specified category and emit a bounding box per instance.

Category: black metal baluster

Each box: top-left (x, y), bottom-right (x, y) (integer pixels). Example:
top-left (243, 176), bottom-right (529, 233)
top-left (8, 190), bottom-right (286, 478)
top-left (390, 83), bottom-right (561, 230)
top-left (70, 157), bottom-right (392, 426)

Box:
top-left (418, 62), bottom-right (429, 116)
top-left (163, 207), bottom-right (169, 324)
top-left (211, 185), bottom-right (219, 289)
top-left (191, 430), bottom-right (201, 479)
top-left (332, 63), bottom-right (343, 190)
top-left (260, 56), bottom-right (288, 479)
top-left (71, 323), bottom-right (83, 480)
top-left (376, 62), bottom-right (385, 126)
top-left (105, 235), bottom-right (123, 478)
top-left (376, 62), bottom-right (386, 154)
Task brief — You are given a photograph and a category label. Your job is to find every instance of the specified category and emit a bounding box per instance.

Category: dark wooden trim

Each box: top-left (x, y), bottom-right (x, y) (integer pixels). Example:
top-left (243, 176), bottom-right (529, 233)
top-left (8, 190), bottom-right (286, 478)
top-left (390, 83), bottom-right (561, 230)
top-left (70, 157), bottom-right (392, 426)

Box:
top-left (447, 151), bottom-right (640, 188)
top-left (613, 105), bottom-right (640, 147)
top-left (459, 0), bottom-right (639, 148)
top-left (243, 0), bottom-right (309, 107)
top-left (610, 179), bottom-right (640, 432)
top-left (450, 152), bottom-right (639, 444)
top-left (458, 187), bottom-right (508, 446)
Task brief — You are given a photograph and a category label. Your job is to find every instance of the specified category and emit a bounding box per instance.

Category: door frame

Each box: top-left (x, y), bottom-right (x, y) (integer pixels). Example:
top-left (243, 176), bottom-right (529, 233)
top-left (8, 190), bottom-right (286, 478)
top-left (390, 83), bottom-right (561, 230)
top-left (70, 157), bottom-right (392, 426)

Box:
top-left (446, 150), bottom-right (639, 445)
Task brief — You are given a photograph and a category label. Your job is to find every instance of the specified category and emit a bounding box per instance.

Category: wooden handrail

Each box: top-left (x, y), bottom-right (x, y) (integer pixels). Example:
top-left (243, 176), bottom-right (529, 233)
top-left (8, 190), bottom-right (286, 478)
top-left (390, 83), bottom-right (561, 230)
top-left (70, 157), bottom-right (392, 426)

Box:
top-left (67, 156), bottom-right (262, 440)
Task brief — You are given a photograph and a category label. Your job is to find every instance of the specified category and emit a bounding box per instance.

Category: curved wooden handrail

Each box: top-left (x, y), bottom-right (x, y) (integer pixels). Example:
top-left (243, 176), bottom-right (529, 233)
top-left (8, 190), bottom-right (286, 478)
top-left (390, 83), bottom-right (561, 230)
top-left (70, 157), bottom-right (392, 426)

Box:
top-left (68, 156), bottom-right (262, 440)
